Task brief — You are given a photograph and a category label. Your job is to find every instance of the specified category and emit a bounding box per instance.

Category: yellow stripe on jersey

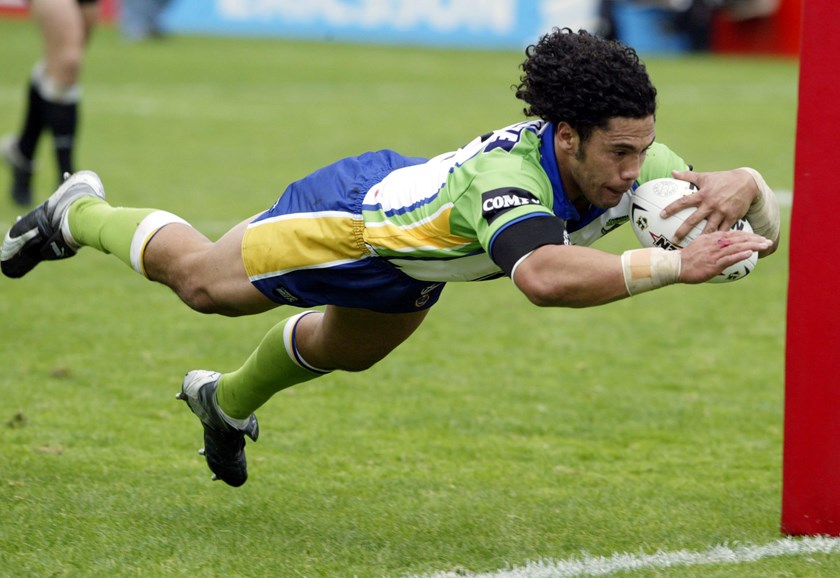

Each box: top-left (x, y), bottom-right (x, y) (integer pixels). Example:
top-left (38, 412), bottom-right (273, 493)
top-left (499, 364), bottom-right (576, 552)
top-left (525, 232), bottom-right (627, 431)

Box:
top-left (242, 212), bottom-right (368, 280)
top-left (363, 204), bottom-right (474, 253)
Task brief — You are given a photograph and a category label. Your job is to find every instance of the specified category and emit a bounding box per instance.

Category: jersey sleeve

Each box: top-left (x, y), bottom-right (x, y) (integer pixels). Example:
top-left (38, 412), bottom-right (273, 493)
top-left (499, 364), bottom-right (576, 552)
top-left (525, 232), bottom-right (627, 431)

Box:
top-left (448, 154), bottom-right (567, 276)
top-left (450, 150), bottom-right (557, 238)
top-left (488, 214), bottom-right (568, 276)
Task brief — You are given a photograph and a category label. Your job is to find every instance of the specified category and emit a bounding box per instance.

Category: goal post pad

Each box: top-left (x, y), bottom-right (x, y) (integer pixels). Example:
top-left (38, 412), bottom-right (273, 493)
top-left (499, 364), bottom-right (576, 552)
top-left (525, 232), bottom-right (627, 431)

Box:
top-left (782, 0), bottom-right (840, 536)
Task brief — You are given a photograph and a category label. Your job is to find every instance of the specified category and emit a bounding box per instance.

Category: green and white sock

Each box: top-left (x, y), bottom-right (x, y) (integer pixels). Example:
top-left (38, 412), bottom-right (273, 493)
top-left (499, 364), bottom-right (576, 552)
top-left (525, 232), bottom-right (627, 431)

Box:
top-left (216, 312), bottom-right (330, 419)
top-left (67, 197), bottom-right (188, 276)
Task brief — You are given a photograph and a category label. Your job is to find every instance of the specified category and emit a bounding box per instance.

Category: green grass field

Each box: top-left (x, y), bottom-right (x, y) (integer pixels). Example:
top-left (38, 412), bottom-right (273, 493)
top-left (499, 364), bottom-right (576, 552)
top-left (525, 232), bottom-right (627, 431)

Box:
top-left (0, 18), bottom-right (818, 578)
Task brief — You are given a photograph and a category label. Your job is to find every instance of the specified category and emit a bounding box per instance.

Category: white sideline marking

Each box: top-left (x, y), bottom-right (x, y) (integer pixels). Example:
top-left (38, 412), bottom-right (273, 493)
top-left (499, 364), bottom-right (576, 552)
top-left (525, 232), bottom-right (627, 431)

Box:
top-left (402, 536), bottom-right (840, 578)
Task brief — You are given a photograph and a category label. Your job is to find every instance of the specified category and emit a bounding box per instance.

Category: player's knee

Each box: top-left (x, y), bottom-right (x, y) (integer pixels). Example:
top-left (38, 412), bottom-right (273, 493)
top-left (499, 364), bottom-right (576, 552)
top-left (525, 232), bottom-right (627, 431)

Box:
top-left (51, 51), bottom-right (83, 86)
top-left (167, 275), bottom-right (225, 315)
top-left (155, 249), bottom-right (240, 316)
top-left (175, 282), bottom-right (216, 314)
top-left (176, 282), bottom-right (251, 317)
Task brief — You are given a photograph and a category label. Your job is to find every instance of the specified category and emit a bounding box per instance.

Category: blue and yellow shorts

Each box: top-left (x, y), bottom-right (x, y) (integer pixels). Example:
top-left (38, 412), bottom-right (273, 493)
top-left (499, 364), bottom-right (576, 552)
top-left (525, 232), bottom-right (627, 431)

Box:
top-left (242, 150), bottom-right (446, 313)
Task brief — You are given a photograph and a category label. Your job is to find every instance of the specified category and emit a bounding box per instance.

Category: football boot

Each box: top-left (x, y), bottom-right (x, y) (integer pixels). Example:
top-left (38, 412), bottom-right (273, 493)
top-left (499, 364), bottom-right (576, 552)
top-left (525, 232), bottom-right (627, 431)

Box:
top-left (1, 170), bottom-right (105, 278)
top-left (177, 370), bottom-right (259, 487)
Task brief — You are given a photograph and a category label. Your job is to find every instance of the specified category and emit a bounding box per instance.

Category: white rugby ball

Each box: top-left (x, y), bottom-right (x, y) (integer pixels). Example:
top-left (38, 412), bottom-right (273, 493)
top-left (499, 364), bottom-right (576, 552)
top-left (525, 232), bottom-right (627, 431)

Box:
top-left (629, 177), bottom-right (758, 283)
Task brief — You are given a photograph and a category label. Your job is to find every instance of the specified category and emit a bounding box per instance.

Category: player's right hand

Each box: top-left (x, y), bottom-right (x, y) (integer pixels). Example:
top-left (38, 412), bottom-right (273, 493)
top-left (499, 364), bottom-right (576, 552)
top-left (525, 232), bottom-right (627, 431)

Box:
top-left (678, 230), bottom-right (772, 284)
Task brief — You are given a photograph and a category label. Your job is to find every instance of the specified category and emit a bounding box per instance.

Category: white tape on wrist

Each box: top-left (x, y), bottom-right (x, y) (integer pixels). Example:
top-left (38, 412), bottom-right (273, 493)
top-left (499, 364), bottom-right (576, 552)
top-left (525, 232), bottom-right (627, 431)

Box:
top-left (740, 167), bottom-right (780, 244)
top-left (621, 248), bottom-right (682, 295)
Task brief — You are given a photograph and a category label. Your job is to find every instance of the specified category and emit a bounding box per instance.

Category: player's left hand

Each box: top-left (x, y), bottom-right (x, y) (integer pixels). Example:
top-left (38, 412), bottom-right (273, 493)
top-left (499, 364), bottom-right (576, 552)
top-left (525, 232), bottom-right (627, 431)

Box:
top-left (661, 168), bottom-right (758, 243)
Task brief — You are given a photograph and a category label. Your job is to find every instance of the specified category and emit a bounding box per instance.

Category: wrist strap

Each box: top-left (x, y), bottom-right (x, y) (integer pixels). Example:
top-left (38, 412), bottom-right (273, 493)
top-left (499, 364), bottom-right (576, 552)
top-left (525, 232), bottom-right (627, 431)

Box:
top-left (621, 248), bottom-right (682, 295)
top-left (741, 167), bottom-right (780, 244)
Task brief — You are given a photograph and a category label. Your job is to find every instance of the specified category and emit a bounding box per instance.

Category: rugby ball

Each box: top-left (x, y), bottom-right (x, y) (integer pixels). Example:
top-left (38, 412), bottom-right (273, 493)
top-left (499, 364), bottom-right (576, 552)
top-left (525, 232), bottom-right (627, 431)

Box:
top-left (629, 178), bottom-right (757, 283)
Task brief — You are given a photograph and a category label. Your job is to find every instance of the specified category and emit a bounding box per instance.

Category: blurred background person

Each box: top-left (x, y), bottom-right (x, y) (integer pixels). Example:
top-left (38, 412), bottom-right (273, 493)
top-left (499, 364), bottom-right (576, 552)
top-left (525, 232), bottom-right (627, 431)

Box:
top-left (120, 0), bottom-right (172, 41)
top-left (597, 0), bottom-right (783, 54)
top-left (2, 0), bottom-right (99, 207)
top-left (598, 0), bottom-right (715, 51)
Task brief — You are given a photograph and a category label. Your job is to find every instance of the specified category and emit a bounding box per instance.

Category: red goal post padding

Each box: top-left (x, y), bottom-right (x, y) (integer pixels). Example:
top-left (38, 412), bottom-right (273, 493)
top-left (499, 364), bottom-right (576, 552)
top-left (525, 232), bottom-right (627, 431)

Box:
top-left (711, 0), bottom-right (801, 56)
top-left (0, 0), bottom-right (27, 17)
top-left (782, 0), bottom-right (840, 536)
top-left (0, 0), bottom-right (118, 21)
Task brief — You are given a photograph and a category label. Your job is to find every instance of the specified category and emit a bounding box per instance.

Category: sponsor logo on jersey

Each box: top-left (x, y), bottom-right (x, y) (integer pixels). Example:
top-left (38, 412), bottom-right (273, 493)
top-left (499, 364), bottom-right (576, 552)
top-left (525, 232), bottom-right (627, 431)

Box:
top-left (601, 215), bottom-right (630, 235)
top-left (481, 187), bottom-right (541, 224)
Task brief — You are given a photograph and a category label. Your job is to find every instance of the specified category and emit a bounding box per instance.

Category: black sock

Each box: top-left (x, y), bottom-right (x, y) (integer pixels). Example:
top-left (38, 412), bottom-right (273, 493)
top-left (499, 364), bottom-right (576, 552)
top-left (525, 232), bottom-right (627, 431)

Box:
top-left (16, 80), bottom-right (46, 162)
top-left (44, 99), bottom-right (78, 178)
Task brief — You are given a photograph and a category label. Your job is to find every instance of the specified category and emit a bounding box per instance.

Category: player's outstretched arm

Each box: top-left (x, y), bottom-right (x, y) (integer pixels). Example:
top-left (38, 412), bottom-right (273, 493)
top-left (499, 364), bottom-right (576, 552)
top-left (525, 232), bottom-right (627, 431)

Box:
top-left (512, 231), bottom-right (773, 308)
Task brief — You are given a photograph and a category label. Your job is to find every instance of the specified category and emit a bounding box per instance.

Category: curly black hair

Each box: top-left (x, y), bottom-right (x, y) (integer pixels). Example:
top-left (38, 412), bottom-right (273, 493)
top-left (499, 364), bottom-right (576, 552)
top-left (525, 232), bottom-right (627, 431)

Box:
top-left (515, 28), bottom-right (657, 143)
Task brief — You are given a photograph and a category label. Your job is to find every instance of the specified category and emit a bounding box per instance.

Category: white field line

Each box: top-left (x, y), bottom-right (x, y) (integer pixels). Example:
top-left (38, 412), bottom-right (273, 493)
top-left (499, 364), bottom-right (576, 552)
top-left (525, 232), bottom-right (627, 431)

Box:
top-left (401, 536), bottom-right (840, 578)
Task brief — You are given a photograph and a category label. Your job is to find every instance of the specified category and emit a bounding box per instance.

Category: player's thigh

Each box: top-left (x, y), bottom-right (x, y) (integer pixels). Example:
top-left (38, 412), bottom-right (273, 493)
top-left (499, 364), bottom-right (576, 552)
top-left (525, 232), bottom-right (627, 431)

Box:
top-left (189, 217), bottom-right (277, 315)
top-left (297, 306), bottom-right (429, 371)
top-left (31, 0), bottom-right (86, 83)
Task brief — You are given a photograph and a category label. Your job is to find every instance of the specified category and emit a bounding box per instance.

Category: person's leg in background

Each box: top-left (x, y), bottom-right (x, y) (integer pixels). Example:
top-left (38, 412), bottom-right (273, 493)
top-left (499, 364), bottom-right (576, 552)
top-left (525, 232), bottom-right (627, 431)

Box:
top-left (2, 0), bottom-right (97, 206)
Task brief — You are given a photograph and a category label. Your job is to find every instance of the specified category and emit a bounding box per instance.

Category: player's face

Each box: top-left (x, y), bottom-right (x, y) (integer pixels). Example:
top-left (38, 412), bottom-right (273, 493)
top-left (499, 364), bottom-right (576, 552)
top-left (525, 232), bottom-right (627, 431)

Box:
top-left (556, 116), bottom-right (656, 210)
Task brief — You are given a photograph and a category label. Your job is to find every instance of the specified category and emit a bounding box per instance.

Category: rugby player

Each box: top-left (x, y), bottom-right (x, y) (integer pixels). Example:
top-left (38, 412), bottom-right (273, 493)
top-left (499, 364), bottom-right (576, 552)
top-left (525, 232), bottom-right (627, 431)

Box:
top-left (1, 28), bottom-right (780, 486)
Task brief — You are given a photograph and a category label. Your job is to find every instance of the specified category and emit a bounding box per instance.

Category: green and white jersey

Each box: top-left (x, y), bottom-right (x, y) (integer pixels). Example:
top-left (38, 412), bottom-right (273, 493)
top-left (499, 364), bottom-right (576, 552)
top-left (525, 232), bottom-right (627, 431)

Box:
top-left (360, 119), bottom-right (688, 282)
